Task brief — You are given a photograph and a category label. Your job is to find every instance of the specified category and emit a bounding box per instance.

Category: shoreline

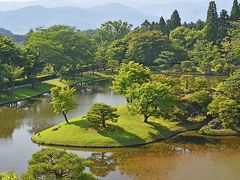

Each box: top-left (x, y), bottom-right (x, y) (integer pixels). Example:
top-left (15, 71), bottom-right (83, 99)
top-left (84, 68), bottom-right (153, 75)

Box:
top-left (32, 127), bottom-right (202, 149)
top-left (0, 76), bottom-right (112, 106)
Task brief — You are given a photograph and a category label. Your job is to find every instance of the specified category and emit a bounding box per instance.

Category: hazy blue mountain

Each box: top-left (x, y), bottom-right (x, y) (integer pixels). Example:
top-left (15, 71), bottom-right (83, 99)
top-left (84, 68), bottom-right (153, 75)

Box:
top-left (0, 28), bottom-right (26, 43)
top-left (0, 4), bottom-right (156, 34)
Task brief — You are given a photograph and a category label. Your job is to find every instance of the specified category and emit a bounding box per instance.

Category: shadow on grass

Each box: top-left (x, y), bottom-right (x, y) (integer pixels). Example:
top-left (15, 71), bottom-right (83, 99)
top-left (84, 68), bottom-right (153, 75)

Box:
top-left (68, 119), bottom-right (92, 129)
top-left (97, 124), bottom-right (146, 145)
top-left (147, 121), bottom-right (173, 139)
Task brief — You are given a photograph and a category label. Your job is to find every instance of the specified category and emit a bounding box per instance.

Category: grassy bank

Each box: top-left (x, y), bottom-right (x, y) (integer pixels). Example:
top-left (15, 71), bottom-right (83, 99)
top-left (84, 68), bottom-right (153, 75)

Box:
top-left (199, 126), bottom-right (240, 136)
top-left (32, 105), bottom-right (203, 148)
top-left (0, 72), bottom-right (111, 105)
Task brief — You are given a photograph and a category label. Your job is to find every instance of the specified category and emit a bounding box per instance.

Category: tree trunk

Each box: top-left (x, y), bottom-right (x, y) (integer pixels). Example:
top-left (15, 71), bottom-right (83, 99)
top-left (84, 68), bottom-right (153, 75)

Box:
top-left (31, 81), bottom-right (35, 90)
top-left (62, 112), bottom-right (69, 123)
top-left (102, 120), bottom-right (106, 128)
top-left (144, 115), bottom-right (149, 123)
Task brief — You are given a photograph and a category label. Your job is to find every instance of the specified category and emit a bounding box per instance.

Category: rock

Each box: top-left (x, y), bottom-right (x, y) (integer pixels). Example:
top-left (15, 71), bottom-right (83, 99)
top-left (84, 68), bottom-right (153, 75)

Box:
top-left (209, 119), bottom-right (222, 130)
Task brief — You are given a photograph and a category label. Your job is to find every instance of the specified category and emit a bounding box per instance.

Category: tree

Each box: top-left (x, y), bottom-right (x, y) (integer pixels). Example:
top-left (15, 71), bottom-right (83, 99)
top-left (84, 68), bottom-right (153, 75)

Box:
top-left (230, 0), bottom-right (240, 21)
top-left (159, 16), bottom-right (167, 34)
top-left (167, 10), bottom-right (181, 33)
top-left (190, 40), bottom-right (218, 74)
top-left (208, 94), bottom-right (239, 128)
top-left (127, 81), bottom-right (176, 123)
top-left (85, 103), bottom-right (119, 128)
top-left (22, 148), bottom-right (95, 180)
top-left (112, 61), bottom-right (151, 97)
top-left (141, 20), bottom-right (151, 31)
top-left (218, 10), bottom-right (230, 40)
top-left (107, 60), bottom-right (119, 73)
top-left (126, 30), bottom-right (169, 65)
top-left (0, 171), bottom-right (18, 180)
top-left (95, 20), bottom-right (132, 44)
top-left (50, 86), bottom-right (78, 123)
top-left (217, 70), bottom-right (240, 103)
top-left (204, 1), bottom-right (219, 42)
top-left (107, 39), bottom-right (128, 64)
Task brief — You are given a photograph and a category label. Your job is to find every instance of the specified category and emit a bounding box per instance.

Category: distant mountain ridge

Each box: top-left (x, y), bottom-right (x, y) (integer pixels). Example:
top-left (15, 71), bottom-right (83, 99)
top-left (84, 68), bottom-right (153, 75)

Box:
top-left (0, 28), bottom-right (26, 43)
top-left (0, 4), bottom-right (157, 34)
top-left (0, 0), bottom-right (233, 34)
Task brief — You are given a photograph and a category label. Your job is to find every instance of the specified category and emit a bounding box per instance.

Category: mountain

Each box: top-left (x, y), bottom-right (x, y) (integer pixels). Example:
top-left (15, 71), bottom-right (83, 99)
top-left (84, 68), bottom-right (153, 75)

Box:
top-left (0, 28), bottom-right (26, 43)
top-left (0, 4), bottom-right (156, 34)
top-left (138, 0), bottom-right (233, 22)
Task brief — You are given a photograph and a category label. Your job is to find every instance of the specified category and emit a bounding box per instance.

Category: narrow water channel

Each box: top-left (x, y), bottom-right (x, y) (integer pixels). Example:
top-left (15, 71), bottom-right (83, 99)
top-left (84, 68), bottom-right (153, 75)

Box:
top-left (0, 82), bottom-right (240, 180)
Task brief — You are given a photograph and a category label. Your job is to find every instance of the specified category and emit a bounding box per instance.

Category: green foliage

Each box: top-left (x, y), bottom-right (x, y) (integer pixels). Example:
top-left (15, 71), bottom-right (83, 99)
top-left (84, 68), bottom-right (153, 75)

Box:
top-left (112, 61), bottom-right (151, 96)
top-left (50, 86), bottom-right (77, 123)
top-left (208, 94), bottom-right (239, 128)
top-left (180, 75), bottom-right (208, 93)
top-left (0, 171), bottom-right (18, 180)
top-left (230, 0), bottom-right (240, 21)
top-left (166, 10), bottom-right (181, 33)
top-left (95, 20), bottom-right (132, 44)
top-left (204, 1), bottom-right (219, 42)
top-left (126, 30), bottom-right (169, 65)
top-left (22, 148), bottom-right (95, 180)
top-left (217, 70), bottom-right (240, 103)
top-left (85, 103), bottom-right (119, 128)
top-left (183, 90), bottom-right (211, 110)
top-left (218, 10), bottom-right (230, 40)
top-left (127, 81), bottom-right (176, 122)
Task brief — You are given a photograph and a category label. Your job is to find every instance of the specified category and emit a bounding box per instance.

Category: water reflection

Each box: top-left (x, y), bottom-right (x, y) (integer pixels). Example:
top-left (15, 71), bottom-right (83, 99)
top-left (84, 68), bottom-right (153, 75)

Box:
top-left (88, 152), bottom-right (117, 177)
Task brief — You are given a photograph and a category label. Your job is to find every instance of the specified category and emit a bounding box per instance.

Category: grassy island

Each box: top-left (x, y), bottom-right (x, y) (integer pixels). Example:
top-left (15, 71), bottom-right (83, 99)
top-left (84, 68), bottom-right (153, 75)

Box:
top-left (32, 105), bottom-right (202, 148)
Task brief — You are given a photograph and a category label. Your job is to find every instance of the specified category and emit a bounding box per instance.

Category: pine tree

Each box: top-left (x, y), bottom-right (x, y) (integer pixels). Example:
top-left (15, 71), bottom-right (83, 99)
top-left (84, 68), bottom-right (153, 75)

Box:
top-left (141, 20), bottom-right (151, 31)
top-left (167, 10), bottom-right (181, 33)
top-left (218, 9), bottom-right (230, 40)
top-left (230, 0), bottom-right (240, 21)
top-left (159, 16), bottom-right (167, 34)
top-left (204, 1), bottom-right (219, 42)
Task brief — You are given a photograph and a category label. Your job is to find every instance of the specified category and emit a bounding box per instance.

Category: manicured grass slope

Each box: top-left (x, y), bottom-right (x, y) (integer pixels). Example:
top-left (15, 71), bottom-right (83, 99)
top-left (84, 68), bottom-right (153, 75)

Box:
top-left (33, 105), bottom-right (200, 147)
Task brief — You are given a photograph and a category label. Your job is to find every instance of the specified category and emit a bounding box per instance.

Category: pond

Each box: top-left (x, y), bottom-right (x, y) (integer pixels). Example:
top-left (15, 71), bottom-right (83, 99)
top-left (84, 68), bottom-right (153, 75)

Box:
top-left (0, 82), bottom-right (240, 180)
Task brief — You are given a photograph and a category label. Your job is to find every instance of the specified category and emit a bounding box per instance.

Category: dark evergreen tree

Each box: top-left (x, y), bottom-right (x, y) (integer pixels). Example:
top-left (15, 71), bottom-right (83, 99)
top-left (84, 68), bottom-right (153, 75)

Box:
top-left (230, 0), bottom-right (240, 21)
top-left (195, 19), bottom-right (206, 30)
top-left (204, 1), bottom-right (219, 42)
top-left (159, 16), bottom-right (167, 34)
top-left (218, 9), bottom-right (230, 40)
top-left (141, 20), bottom-right (151, 31)
top-left (150, 21), bottom-right (159, 30)
top-left (167, 10), bottom-right (181, 33)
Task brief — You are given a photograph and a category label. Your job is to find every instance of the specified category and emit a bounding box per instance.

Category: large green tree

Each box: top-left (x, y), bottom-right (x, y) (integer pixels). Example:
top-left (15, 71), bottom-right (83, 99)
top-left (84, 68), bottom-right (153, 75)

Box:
top-left (85, 103), bottom-right (119, 128)
top-left (126, 30), bottom-right (169, 65)
top-left (204, 1), bottom-right (219, 42)
top-left (95, 20), bottom-right (132, 44)
top-left (167, 10), bottom-right (181, 33)
top-left (230, 0), bottom-right (240, 21)
top-left (127, 81), bottom-right (176, 123)
top-left (50, 86), bottom-right (78, 123)
top-left (22, 148), bottom-right (95, 180)
top-left (112, 61), bottom-right (151, 97)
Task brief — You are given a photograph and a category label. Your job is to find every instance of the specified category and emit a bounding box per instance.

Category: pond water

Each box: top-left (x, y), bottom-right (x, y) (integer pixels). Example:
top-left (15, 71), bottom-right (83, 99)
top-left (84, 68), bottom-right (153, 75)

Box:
top-left (0, 82), bottom-right (240, 180)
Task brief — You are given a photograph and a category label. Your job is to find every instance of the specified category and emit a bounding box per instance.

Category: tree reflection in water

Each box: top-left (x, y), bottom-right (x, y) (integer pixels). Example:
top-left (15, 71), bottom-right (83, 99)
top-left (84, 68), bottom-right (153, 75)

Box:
top-left (88, 152), bottom-right (117, 177)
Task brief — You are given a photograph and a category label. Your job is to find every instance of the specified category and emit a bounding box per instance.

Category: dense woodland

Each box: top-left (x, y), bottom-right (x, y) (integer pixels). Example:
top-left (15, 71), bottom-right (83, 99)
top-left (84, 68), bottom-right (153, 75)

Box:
top-left (0, 0), bottom-right (240, 92)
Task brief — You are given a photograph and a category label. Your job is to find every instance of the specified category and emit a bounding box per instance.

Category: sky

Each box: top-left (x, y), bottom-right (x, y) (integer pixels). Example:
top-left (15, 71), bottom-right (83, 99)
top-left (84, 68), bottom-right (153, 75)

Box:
top-left (0, 0), bottom-right (208, 7)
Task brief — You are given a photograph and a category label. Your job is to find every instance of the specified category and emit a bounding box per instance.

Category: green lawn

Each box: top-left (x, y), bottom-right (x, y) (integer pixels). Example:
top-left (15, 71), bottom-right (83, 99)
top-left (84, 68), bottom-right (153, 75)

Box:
top-left (32, 105), bottom-right (202, 147)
